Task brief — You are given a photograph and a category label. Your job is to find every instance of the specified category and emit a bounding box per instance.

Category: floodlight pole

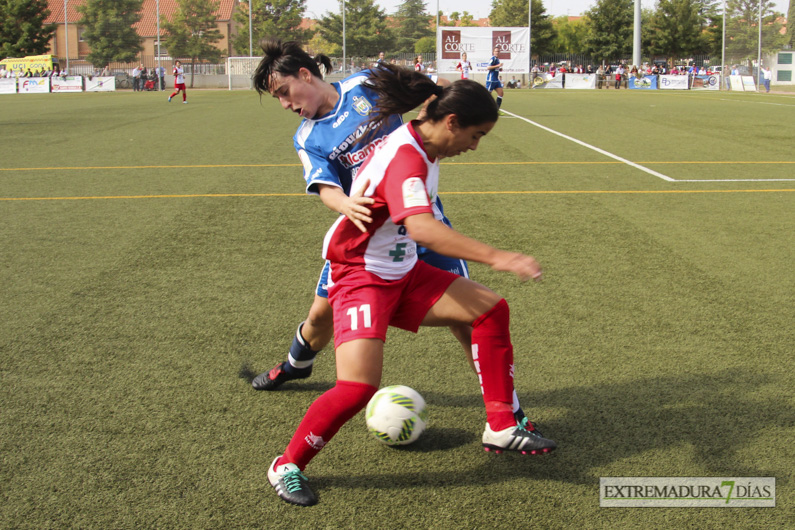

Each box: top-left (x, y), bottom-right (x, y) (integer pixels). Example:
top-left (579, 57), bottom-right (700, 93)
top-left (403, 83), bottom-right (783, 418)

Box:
top-left (528, 0), bottom-right (532, 72)
top-left (757, 0), bottom-right (762, 90)
top-left (64, 0), bottom-right (69, 73)
top-left (342, 1), bottom-right (346, 75)
top-left (721, 0), bottom-right (726, 89)
top-left (156, 0), bottom-right (161, 79)
top-left (249, 0), bottom-right (253, 57)
top-left (632, 0), bottom-right (641, 68)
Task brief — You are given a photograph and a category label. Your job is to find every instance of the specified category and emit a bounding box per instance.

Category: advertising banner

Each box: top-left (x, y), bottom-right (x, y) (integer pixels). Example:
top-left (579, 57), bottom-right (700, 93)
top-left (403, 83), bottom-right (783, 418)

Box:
top-left (531, 73), bottom-right (563, 89)
top-left (18, 77), bottom-right (50, 94)
top-left (564, 74), bottom-right (597, 89)
top-left (51, 76), bottom-right (83, 92)
top-left (729, 75), bottom-right (745, 91)
top-left (741, 76), bottom-right (757, 91)
top-left (0, 78), bottom-right (16, 94)
top-left (691, 74), bottom-right (720, 90)
top-left (628, 76), bottom-right (658, 90)
top-left (85, 76), bottom-right (116, 92)
top-left (659, 75), bottom-right (689, 90)
top-left (437, 27), bottom-right (530, 76)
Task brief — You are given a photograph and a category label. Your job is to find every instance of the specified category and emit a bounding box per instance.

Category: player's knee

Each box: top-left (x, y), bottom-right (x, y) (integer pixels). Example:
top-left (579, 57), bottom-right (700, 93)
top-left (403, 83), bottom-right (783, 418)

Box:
top-left (334, 380), bottom-right (378, 413)
top-left (472, 298), bottom-right (510, 330)
top-left (306, 299), bottom-right (334, 330)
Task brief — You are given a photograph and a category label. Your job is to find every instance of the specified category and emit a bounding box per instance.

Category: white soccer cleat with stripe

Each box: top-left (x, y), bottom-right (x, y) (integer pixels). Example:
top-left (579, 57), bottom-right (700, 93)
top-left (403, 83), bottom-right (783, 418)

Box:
top-left (482, 422), bottom-right (557, 455)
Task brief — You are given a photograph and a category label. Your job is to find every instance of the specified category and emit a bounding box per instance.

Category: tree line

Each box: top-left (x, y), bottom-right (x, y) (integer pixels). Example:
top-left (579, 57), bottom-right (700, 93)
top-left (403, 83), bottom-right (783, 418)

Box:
top-left (2, 0), bottom-right (791, 68)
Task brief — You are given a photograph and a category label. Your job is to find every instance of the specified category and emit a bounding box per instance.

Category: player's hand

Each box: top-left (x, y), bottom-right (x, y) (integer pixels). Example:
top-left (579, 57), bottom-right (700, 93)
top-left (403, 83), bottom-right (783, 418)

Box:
top-left (343, 179), bottom-right (375, 233)
top-left (490, 251), bottom-right (542, 282)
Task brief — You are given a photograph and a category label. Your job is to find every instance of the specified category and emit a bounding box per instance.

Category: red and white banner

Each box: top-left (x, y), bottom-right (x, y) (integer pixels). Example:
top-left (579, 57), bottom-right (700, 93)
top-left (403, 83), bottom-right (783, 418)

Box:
top-left (18, 77), bottom-right (50, 93)
top-left (85, 76), bottom-right (116, 92)
top-left (51, 76), bottom-right (83, 92)
top-left (436, 27), bottom-right (530, 75)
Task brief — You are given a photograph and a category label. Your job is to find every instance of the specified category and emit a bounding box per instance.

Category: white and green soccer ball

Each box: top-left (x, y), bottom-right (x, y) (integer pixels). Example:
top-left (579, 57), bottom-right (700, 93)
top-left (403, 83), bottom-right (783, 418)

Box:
top-left (365, 385), bottom-right (427, 446)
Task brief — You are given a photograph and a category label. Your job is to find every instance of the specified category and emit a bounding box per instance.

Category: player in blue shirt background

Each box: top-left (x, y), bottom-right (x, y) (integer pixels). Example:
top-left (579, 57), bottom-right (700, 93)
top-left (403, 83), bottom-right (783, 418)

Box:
top-left (486, 46), bottom-right (505, 110)
top-left (249, 39), bottom-right (541, 432)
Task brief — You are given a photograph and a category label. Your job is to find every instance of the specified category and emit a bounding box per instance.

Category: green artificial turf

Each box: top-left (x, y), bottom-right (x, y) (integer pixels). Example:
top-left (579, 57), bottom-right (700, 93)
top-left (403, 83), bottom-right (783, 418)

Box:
top-left (1, 88), bottom-right (793, 528)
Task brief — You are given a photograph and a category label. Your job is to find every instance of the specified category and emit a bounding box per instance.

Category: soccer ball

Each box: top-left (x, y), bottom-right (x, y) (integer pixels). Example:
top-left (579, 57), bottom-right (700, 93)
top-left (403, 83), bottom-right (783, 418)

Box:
top-left (365, 385), bottom-right (427, 446)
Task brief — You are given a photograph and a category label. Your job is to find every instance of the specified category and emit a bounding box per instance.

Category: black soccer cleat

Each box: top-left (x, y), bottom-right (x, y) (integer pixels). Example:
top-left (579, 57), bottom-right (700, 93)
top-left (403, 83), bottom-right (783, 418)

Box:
top-left (251, 362), bottom-right (311, 391)
top-left (482, 421), bottom-right (557, 455)
top-left (268, 456), bottom-right (318, 507)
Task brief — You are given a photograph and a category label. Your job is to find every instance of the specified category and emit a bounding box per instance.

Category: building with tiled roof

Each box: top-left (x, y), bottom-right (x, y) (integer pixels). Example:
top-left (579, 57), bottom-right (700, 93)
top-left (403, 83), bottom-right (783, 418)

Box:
top-left (43, 0), bottom-right (239, 66)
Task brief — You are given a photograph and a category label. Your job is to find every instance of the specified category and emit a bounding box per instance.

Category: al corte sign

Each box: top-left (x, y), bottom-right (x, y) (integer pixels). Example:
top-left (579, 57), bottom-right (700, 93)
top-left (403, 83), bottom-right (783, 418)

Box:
top-left (437, 27), bottom-right (530, 74)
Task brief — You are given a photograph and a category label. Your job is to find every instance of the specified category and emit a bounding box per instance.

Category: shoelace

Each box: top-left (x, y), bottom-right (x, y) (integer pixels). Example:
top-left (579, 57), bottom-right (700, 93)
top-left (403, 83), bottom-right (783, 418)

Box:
top-left (282, 470), bottom-right (309, 493)
top-left (519, 417), bottom-right (543, 436)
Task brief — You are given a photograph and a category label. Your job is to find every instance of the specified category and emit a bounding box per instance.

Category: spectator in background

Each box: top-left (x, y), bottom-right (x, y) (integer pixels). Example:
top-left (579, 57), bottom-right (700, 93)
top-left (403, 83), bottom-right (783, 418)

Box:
top-left (132, 64), bottom-right (141, 91)
top-left (157, 65), bottom-right (166, 90)
top-left (615, 64), bottom-right (625, 89)
top-left (101, 65), bottom-right (111, 77)
top-left (375, 51), bottom-right (385, 67)
top-left (762, 66), bottom-right (772, 92)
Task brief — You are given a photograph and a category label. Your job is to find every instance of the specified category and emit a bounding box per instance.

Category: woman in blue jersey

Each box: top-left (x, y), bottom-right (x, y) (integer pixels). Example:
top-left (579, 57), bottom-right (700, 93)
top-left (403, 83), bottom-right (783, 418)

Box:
top-left (486, 46), bottom-right (505, 109)
top-left (249, 39), bottom-right (538, 429)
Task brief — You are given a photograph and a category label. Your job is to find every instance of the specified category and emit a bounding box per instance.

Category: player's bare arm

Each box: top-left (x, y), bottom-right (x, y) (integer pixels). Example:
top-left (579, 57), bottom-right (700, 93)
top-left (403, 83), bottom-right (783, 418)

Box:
top-left (317, 182), bottom-right (374, 233)
top-left (403, 213), bottom-right (542, 281)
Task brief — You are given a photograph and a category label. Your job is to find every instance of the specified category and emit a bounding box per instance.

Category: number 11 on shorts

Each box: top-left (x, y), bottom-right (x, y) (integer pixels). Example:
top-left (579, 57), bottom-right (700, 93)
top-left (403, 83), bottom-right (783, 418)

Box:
top-left (346, 304), bottom-right (372, 330)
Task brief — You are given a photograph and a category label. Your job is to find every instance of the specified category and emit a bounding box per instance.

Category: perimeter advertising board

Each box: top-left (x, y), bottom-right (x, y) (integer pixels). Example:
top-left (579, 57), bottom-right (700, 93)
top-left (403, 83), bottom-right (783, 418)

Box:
top-left (437, 27), bottom-right (530, 76)
top-left (0, 78), bottom-right (16, 94)
top-left (659, 75), bottom-right (689, 90)
top-left (85, 77), bottom-right (116, 92)
top-left (51, 76), bottom-right (83, 92)
top-left (18, 77), bottom-right (50, 93)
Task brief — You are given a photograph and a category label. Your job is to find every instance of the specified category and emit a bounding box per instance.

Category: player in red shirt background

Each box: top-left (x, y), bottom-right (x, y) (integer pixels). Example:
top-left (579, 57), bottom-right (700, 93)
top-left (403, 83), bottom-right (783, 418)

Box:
top-left (168, 60), bottom-right (187, 104)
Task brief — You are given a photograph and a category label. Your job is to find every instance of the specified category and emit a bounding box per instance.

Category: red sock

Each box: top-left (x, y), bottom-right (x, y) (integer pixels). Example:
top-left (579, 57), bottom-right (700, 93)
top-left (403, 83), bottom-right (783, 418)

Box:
top-left (170, 91), bottom-right (177, 99)
top-left (279, 380), bottom-right (377, 470)
top-left (182, 92), bottom-right (186, 101)
top-left (471, 298), bottom-right (515, 431)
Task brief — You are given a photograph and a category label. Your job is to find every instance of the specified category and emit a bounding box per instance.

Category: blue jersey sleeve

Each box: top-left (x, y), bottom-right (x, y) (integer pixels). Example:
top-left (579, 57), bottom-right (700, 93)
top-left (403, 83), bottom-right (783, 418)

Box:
top-left (294, 125), bottom-right (344, 196)
top-left (292, 71), bottom-right (404, 197)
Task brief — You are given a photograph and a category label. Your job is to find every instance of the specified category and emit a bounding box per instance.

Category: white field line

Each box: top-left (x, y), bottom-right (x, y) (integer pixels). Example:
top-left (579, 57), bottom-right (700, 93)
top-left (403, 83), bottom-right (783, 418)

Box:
top-left (501, 109), bottom-right (676, 182)
top-left (503, 108), bottom-right (795, 183)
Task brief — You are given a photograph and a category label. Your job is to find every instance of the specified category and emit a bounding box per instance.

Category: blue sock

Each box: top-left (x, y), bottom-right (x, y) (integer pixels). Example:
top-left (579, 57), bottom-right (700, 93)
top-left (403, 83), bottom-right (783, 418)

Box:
top-left (496, 96), bottom-right (503, 109)
top-left (284, 322), bottom-right (319, 375)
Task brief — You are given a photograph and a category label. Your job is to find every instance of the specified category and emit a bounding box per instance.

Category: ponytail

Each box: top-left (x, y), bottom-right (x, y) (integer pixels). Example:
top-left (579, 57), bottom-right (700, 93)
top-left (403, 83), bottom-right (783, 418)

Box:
top-left (365, 64), bottom-right (498, 132)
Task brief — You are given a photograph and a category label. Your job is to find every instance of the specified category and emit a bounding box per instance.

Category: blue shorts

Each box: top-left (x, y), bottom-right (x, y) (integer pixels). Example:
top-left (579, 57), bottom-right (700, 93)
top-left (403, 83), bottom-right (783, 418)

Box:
top-left (486, 80), bottom-right (503, 92)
